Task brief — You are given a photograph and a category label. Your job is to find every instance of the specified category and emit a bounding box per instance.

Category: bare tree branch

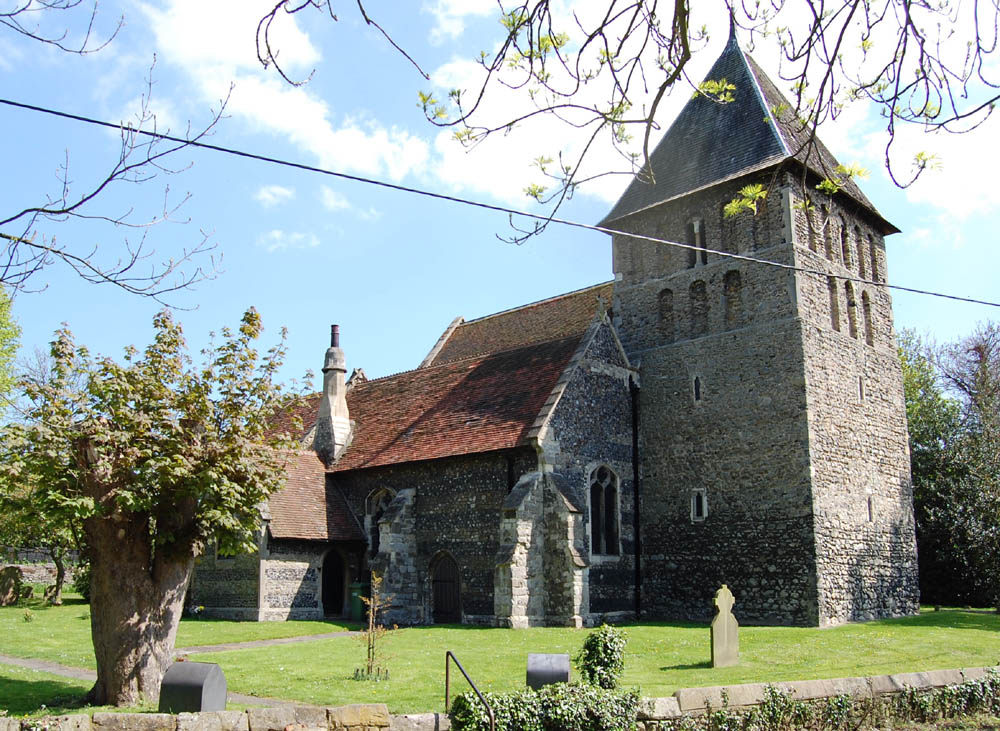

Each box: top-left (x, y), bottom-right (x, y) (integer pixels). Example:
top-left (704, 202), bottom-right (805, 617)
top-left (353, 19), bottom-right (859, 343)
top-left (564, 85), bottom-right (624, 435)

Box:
top-left (0, 61), bottom-right (229, 304)
top-left (261, 1), bottom-right (1000, 243)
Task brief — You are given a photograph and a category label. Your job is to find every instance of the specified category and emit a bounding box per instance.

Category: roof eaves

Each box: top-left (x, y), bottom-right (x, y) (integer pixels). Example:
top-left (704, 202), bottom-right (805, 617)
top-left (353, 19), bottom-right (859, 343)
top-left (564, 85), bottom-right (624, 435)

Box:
top-left (599, 153), bottom-right (787, 227)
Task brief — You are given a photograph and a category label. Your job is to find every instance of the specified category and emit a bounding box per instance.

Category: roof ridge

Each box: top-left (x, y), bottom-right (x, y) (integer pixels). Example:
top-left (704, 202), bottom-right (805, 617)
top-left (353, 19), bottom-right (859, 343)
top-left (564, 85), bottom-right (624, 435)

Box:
top-left (457, 281), bottom-right (613, 327)
top-left (346, 332), bottom-right (589, 387)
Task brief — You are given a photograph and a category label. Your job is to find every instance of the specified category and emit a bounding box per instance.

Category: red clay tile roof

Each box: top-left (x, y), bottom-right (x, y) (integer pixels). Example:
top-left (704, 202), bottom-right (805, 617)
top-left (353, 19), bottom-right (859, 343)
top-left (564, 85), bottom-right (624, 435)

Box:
top-left (425, 282), bottom-right (613, 367)
top-left (267, 451), bottom-right (365, 541)
top-left (340, 335), bottom-right (585, 471)
top-left (283, 334), bottom-right (586, 473)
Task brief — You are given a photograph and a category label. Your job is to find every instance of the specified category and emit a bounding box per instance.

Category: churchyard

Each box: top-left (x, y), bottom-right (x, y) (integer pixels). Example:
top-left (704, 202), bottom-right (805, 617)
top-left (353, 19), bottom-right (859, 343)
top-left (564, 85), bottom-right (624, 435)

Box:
top-left (2, 586), bottom-right (1000, 718)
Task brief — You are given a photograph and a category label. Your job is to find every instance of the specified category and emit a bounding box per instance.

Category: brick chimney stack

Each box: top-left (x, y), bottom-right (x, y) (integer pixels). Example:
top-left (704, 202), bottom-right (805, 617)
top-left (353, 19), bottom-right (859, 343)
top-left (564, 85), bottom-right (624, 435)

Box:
top-left (313, 324), bottom-right (353, 466)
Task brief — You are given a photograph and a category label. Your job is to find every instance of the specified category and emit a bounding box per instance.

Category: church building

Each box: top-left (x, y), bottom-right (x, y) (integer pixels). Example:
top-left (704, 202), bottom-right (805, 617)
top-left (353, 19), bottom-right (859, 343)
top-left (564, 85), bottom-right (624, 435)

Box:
top-left (189, 32), bottom-right (920, 628)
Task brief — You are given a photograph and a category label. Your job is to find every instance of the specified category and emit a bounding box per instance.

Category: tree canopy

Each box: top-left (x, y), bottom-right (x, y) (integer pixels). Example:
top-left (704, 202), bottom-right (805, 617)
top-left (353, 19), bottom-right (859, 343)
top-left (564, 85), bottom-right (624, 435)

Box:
top-left (0, 286), bottom-right (19, 404)
top-left (900, 325), bottom-right (1000, 609)
top-left (0, 308), bottom-right (303, 704)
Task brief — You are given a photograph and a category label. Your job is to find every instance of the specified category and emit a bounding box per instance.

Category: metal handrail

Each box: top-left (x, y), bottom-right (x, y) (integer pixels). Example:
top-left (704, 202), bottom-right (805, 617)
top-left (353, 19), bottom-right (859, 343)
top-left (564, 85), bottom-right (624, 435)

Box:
top-left (445, 650), bottom-right (495, 731)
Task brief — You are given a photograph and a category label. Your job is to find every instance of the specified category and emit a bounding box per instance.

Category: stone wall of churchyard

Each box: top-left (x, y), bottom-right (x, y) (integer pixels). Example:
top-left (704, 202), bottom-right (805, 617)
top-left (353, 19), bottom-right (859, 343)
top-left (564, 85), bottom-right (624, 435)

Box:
top-left (331, 448), bottom-right (538, 625)
top-left (610, 171), bottom-right (823, 625)
top-left (789, 189), bottom-right (919, 624)
top-left (188, 539), bottom-right (262, 620)
top-left (540, 320), bottom-right (638, 621)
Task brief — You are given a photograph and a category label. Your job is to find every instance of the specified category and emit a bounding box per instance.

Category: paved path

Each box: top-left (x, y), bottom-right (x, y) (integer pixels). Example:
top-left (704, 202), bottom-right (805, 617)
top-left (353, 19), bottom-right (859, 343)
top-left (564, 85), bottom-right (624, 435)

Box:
top-left (0, 627), bottom-right (361, 709)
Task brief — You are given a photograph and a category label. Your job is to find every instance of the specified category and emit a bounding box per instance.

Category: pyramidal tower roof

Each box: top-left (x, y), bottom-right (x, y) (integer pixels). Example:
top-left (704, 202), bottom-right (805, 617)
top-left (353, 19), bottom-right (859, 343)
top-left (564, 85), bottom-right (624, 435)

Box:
top-left (600, 28), bottom-right (895, 232)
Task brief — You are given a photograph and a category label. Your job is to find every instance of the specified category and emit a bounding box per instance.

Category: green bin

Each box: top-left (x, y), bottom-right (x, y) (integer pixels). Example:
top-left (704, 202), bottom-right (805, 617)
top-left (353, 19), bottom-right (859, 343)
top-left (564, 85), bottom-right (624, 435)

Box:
top-left (350, 582), bottom-right (364, 622)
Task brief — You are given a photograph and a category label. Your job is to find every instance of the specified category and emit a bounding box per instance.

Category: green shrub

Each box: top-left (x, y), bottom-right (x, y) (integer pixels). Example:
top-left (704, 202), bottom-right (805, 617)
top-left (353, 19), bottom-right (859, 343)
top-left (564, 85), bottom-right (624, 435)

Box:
top-left (575, 624), bottom-right (627, 689)
top-left (71, 561), bottom-right (90, 602)
top-left (449, 682), bottom-right (639, 731)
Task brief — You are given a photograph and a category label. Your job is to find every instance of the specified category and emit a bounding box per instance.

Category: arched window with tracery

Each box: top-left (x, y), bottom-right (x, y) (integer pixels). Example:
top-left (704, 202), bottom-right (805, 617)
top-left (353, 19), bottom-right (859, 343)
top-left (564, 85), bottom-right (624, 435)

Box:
top-left (589, 465), bottom-right (620, 556)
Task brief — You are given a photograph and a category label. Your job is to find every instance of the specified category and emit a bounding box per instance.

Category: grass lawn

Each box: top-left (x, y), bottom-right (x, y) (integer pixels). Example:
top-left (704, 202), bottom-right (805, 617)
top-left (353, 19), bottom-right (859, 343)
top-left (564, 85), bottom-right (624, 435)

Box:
top-left (2, 599), bottom-right (999, 717)
top-left (193, 608), bottom-right (1000, 714)
top-left (0, 663), bottom-right (96, 717)
top-left (0, 592), bottom-right (359, 671)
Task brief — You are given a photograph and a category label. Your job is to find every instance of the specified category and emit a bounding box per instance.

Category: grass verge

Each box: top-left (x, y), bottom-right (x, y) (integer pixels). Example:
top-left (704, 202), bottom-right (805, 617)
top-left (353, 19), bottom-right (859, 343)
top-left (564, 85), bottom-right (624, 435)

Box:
top-left (1, 603), bottom-right (999, 716)
top-left (0, 593), bottom-right (359, 670)
top-left (194, 608), bottom-right (1000, 714)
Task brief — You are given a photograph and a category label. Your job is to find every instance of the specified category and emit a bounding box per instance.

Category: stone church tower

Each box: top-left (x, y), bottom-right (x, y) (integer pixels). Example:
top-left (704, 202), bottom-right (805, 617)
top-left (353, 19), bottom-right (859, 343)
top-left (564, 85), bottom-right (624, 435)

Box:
top-left (602, 31), bottom-right (919, 625)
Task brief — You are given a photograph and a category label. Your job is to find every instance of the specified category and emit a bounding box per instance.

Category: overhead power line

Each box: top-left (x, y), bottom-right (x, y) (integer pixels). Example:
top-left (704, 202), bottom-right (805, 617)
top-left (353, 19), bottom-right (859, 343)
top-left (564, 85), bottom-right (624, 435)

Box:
top-left (1, 96), bottom-right (997, 310)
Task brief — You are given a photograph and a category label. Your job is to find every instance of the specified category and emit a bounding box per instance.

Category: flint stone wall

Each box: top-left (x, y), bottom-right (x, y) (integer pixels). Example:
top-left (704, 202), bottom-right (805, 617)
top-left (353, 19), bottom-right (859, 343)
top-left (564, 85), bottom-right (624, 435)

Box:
top-left (538, 320), bottom-right (638, 622)
top-left (609, 168), bottom-right (918, 625)
top-left (188, 544), bottom-right (262, 621)
top-left (332, 449), bottom-right (538, 626)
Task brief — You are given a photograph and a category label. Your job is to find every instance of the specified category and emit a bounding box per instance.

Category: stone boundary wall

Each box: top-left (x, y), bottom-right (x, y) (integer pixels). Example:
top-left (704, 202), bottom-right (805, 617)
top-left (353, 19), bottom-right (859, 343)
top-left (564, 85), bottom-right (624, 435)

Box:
top-left (3, 668), bottom-right (994, 731)
top-left (637, 666), bottom-right (996, 726)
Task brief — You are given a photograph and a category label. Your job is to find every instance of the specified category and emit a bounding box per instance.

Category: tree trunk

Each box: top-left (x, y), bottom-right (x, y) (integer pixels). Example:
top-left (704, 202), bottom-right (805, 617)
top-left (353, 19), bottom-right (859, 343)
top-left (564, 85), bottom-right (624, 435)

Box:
top-left (50, 547), bottom-right (65, 605)
top-left (84, 512), bottom-right (194, 706)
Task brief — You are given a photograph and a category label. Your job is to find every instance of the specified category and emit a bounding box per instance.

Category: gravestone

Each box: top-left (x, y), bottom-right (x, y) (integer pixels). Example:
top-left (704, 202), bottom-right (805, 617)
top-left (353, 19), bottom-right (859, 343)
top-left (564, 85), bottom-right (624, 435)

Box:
top-left (711, 584), bottom-right (739, 668)
top-left (0, 566), bottom-right (23, 606)
top-left (526, 653), bottom-right (570, 689)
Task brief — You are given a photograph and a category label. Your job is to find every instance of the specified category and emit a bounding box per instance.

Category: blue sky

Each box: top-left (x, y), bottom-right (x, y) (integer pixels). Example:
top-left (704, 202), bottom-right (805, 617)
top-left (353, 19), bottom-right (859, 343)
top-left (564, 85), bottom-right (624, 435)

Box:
top-left (3, 0), bottom-right (998, 388)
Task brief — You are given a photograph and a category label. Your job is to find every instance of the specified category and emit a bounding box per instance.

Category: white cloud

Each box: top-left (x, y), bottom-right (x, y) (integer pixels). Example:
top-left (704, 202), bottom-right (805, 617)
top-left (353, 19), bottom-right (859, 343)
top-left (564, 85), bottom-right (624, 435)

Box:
top-left (257, 229), bottom-right (320, 253)
top-left (896, 121), bottom-right (1000, 223)
top-left (139, 0), bottom-right (431, 183)
top-left (255, 185), bottom-right (296, 207)
top-left (320, 187), bottom-right (350, 211)
top-left (423, 0), bottom-right (496, 44)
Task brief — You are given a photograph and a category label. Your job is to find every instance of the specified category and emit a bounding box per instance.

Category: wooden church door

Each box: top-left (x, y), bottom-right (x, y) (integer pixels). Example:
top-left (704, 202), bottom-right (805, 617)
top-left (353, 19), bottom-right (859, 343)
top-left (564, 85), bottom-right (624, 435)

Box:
top-left (431, 554), bottom-right (461, 623)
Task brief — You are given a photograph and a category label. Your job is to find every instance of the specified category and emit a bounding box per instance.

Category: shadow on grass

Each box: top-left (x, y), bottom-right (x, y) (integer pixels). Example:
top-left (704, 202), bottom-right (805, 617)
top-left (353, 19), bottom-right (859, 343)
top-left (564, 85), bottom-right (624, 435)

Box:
top-left (873, 609), bottom-right (1000, 632)
top-left (0, 676), bottom-right (89, 716)
top-left (660, 661), bottom-right (712, 671)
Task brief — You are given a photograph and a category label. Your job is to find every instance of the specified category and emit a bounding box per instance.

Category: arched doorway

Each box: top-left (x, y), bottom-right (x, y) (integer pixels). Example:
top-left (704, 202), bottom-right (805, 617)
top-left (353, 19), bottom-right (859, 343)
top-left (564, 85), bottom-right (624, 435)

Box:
top-left (322, 550), bottom-right (346, 617)
top-left (431, 553), bottom-right (461, 624)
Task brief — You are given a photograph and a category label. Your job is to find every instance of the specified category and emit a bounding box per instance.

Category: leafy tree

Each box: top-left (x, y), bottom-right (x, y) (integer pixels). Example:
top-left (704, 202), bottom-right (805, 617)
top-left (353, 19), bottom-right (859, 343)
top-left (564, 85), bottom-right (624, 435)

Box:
top-left (0, 308), bottom-right (302, 705)
top-left (899, 330), bottom-right (968, 604)
top-left (0, 285), bottom-right (19, 406)
top-left (261, 1), bottom-right (1000, 240)
top-left (936, 324), bottom-right (1000, 610)
top-left (900, 326), bottom-right (1000, 608)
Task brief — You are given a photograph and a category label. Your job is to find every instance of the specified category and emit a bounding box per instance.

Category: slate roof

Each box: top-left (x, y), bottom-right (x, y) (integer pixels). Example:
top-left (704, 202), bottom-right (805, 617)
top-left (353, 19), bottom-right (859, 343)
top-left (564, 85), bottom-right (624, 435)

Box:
top-left (600, 32), bottom-right (896, 232)
top-left (424, 282), bottom-right (614, 367)
top-left (267, 451), bottom-right (365, 541)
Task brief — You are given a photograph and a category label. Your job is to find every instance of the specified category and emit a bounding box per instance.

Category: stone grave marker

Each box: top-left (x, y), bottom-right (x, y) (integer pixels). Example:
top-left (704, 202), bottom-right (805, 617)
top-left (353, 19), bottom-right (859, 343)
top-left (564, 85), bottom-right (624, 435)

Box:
top-left (711, 584), bottom-right (739, 668)
top-left (0, 566), bottom-right (23, 606)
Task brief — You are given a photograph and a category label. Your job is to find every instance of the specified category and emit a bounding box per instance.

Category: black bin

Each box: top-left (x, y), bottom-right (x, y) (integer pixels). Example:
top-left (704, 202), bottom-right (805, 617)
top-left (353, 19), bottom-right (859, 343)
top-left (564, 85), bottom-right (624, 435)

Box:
top-left (526, 653), bottom-right (570, 690)
top-left (159, 661), bottom-right (227, 713)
